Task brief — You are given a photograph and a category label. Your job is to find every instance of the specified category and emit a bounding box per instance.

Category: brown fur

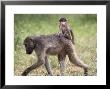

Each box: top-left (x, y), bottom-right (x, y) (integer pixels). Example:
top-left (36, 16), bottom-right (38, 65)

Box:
top-left (22, 33), bottom-right (88, 76)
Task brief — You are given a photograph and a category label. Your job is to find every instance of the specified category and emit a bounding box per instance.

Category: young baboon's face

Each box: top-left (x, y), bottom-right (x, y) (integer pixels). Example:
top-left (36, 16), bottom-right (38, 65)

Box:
top-left (59, 21), bottom-right (67, 28)
top-left (24, 37), bottom-right (35, 54)
top-left (59, 21), bottom-right (68, 34)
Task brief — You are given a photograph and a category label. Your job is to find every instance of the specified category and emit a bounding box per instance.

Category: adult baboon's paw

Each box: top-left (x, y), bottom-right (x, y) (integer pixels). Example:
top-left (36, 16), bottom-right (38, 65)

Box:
top-left (84, 67), bottom-right (89, 76)
top-left (21, 71), bottom-right (28, 76)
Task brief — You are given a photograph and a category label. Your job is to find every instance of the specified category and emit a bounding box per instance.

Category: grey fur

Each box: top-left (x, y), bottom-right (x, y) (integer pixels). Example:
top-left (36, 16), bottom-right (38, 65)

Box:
top-left (22, 33), bottom-right (88, 76)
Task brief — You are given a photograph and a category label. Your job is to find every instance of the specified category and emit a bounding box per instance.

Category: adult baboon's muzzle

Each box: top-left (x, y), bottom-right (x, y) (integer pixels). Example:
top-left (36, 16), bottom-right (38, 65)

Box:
top-left (26, 47), bottom-right (33, 54)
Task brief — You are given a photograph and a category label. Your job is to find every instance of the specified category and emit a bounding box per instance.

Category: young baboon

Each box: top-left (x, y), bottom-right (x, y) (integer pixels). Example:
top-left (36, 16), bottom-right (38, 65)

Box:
top-left (59, 17), bottom-right (75, 44)
top-left (22, 33), bottom-right (88, 76)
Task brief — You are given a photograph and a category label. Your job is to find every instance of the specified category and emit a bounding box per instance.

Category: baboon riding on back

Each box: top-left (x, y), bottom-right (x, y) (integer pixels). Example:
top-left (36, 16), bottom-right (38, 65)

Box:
top-left (22, 18), bottom-right (89, 76)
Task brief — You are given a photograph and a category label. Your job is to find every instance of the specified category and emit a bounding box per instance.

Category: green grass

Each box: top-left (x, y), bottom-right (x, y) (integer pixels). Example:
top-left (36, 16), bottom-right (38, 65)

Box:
top-left (14, 14), bottom-right (97, 76)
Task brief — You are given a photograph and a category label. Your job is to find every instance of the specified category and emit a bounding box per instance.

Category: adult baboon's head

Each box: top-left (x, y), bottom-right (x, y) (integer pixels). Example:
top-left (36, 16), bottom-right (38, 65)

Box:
top-left (24, 36), bottom-right (35, 54)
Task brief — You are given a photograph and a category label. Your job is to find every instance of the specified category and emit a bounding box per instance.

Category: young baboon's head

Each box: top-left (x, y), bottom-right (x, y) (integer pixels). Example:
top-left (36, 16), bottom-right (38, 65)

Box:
top-left (24, 36), bottom-right (35, 54)
top-left (59, 17), bottom-right (68, 32)
top-left (59, 17), bottom-right (67, 26)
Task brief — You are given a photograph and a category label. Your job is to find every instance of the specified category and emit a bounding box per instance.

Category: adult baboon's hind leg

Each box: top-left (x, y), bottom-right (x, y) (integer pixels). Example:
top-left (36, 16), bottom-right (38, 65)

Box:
top-left (58, 53), bottom-right (66, 76)
top-left (67, 44), bottom-right (89, 76)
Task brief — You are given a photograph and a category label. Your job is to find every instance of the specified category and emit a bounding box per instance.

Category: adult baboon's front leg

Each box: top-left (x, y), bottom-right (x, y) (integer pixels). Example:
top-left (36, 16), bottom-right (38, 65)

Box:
top-left (45, 56), bottom-right (53, 76)
top-left (58, 53), bottom-right (66, 76)
top-left (21, 51), bottom-right (46, 76)
top-left (21, 59), bottom-right (43, 76)
top-left (67, 44), bottom-right (89, 76)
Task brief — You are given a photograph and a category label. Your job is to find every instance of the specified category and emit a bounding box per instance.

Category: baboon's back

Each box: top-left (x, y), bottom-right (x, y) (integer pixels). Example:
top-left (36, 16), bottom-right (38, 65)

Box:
top-left (33, 34), bottom-right (65, 55)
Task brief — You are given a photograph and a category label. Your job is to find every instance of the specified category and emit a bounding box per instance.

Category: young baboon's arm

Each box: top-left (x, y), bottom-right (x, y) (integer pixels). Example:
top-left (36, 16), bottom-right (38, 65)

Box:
top-left (70, 29), bottom-right (75, 44)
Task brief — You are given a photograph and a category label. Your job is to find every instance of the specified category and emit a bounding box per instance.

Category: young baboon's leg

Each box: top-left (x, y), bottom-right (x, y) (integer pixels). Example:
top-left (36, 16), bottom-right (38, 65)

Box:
top-left (67, 44), bottom-right (89, 76)
top-left (58, 53), bottom-right (66, 76)
top-left (21, 59), bottom-right (43, 76)
top-left (44, 56), bottom-right (53, 76)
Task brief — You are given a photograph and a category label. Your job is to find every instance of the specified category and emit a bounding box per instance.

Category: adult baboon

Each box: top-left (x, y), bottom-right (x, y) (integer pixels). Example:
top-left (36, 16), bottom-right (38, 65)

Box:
top-left (22, 33), bottom-right (88, 76)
